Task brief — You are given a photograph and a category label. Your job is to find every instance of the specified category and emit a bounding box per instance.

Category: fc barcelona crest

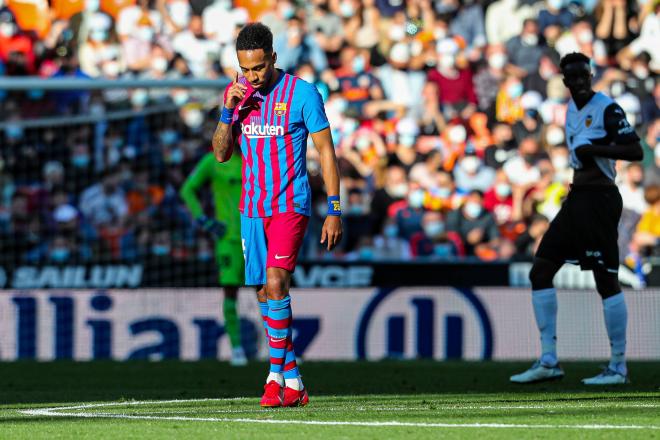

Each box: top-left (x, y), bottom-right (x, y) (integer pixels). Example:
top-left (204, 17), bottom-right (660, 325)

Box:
top-left (585, 115), bottom-right (592, 128)
top-left (274, 102), bottom-right (287, 116)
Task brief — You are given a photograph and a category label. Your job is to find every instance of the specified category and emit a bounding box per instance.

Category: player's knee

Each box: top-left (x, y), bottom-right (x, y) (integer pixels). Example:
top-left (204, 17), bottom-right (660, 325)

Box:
top-left (266, 275), bottom-right (288, 300)
top-left (594, 271), bottom-right (621, 298)
top-left (529, 262), bottom-right (554, 290)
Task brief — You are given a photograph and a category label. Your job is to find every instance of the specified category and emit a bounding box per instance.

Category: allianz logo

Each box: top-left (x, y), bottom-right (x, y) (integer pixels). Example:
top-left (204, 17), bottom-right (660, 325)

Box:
top-left (241, 121), bottom-right (284, 138)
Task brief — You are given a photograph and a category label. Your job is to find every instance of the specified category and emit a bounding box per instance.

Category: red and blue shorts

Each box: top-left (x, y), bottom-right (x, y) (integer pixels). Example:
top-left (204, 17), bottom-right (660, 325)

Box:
top-left (240, 212), bottom-right (309, 286)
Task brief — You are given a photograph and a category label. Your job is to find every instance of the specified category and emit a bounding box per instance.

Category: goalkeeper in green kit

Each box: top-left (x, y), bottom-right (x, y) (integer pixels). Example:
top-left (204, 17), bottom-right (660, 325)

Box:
top-left (180, 147), bottom-right (247, 366)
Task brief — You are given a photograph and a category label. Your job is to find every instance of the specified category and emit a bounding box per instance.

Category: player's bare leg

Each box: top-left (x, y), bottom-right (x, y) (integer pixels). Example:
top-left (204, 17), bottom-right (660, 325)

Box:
top-left (511, 257), bottom-right (565, 384)
top-left (582, 270), bottom-right (629, 385)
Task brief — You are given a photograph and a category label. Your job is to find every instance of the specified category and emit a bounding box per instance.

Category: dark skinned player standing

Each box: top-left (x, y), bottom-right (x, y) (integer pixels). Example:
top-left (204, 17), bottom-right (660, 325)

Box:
top-left (510, 53), bottom-right (643, 385)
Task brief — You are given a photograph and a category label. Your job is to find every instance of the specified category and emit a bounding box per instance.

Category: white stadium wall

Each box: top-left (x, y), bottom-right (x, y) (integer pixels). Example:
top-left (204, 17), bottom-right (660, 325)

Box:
top-left (0, 288), bottom-right (658, 361)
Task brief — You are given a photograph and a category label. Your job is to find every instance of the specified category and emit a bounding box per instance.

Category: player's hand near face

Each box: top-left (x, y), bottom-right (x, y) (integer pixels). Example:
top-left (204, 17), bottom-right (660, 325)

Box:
top-left (321, 216), bottom-right (343, 251)
top-left (224, 72), bottom-right (247, 110)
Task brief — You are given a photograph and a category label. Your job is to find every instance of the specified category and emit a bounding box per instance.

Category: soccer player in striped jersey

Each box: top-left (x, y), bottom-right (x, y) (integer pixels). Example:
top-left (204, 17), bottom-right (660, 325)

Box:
top-left (510, 53), bottom-right (643, 386)
top-left (212, 23), bottom-right (343, 407)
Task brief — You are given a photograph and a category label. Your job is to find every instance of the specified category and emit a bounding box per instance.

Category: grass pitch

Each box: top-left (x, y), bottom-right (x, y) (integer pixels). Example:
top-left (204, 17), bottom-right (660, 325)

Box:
top-left (1, 361), bottom-right (659, 439)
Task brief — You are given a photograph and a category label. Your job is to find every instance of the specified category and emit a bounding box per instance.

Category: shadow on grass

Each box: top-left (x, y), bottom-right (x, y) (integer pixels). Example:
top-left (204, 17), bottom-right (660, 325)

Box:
top-left (0, 361), bottom-right (658, 405)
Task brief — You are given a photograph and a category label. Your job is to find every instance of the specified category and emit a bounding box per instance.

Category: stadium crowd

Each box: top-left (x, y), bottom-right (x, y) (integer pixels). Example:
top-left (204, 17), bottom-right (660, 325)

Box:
top-left (0, 0), bottom-right (658, 278)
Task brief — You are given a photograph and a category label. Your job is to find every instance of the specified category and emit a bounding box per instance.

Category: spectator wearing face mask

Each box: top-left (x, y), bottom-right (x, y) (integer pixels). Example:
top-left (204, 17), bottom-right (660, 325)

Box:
top-left (454, 150), bottom-right (496, 193)
top-left (446, 189), bottom-right (501, 258)
top-left (506, 19), bottom-right (545, 78)
top-left (495, 76), bottom-right (525, 124)
top-left (79, 12), bottom-right (120, 77)
top-left (484, 169), bottom-right (519, 226)
top-left (410, 211), bottom-right (459, 258)
top-left (387, 118), bottom-right (420, 173)
top-left (172, 14), bottom-right (219, 77)
top-left (427, 39), bottom-right (478, 120)
top-left (273, 14), bottom-right (328, 74)
top-left (334, 45), bottom-right (384, 117)
top-left (116, 0), bottom-right (162, 71)
top-left (474, 45), bottom-right (508, 116)
top-left (372, 218), bottom-right (412, 260)
top-left (395, 185), bottom-right (427, 241)
top-left (370, 165), bottom-right (408, 234)
top-left (513, 91), bottom-right (544, 143)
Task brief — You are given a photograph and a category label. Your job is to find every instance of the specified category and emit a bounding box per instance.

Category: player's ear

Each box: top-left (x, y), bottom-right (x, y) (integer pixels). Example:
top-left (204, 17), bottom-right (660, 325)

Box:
top-left (271, 52), bottom-right (277, 66)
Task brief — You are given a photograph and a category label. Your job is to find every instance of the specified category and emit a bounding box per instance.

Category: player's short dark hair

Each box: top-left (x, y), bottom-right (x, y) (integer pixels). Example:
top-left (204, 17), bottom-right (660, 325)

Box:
top-left (236, 23), bottom-right (273, 54)
top-left (560, 52), bottom-right (590, 71)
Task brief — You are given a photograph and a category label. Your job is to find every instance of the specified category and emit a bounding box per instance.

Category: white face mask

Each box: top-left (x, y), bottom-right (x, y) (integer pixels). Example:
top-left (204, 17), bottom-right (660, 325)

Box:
top-left (521, 34), bottom-right (538, 46)
top-left (389, 25), bottom-right (406, 42)
top-left (548, 0), bottom-right (563, 9)
top-left (633, 66), bottom-right (649, 79)
top-left (448, 125), bottom-right (467, 144)
top-left (464, 202), bottom-right (482, 218)
top-left (461, 156), bottom-right (481, 174)
top-left (488, 53), bottom-right (507, 70)
top-left (137, 26), bottom-right (154, 42)
top-left (355, 136), bottom-right (371, 151)
top-left (387, 183), bottom-right (409, 198)
top-left (546, 127), bottom-right (565, 146)
top-left (423, 221), bottom-right (445, 238)
top-left (439, 54), bottom-right (455, 69)
top-left (131, 89), bottom-right (149, 107)
top-left (86, 0), bottom-right (100, 12)
top-left (172, 91), bottom-right (189, 106)
top-left (170, 3), bottom-right (190, 28)
top-left (495, 183), bottom-right (511, 198)
top-left (152, 57), bottom-right (168, 72)
top-left (552, 155), bottom-right (568, 170)
top-left (184, 109), bottom-right (204, 128)
top-left (577, 29), bottom-right (593, 44)
top-left (102, 61), bottom-right (120, 77)
top-left (0, 22), bottom-right (15, 38)
top-left (408, 189), bottom-right (426, 209)
top-left (434, 27), bottom-right (447, 40)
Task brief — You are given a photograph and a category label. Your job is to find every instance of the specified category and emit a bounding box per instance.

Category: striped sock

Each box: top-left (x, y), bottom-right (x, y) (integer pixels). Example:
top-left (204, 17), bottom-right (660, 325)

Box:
top-left (266, 296), bottom-right (292, 374)
top-left (258, 301), bottom-right (269, 338)
top-left (283, 338), bottom-right (299, 380)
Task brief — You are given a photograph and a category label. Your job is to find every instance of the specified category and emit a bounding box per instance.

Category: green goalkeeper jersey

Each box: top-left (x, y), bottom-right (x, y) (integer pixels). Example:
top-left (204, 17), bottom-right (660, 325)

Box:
top-left (180, 152), bottom-right (242, 242)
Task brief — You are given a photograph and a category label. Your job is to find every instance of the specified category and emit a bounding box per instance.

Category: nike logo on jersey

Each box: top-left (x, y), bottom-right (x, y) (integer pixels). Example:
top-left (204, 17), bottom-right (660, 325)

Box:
top-left (274, 254), bottom-right (290, 260)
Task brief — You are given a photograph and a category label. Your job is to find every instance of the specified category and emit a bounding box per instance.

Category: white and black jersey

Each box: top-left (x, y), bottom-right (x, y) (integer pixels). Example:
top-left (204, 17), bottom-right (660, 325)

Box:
top-left (566, 92), bottom-right (640, 180)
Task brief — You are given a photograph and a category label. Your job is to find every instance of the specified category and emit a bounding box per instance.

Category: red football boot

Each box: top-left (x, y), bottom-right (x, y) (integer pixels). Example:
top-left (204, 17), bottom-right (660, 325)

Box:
top-left (260, 381), bottom-right (283, 407)
top-left (282, 387), bottom-right (309, 407)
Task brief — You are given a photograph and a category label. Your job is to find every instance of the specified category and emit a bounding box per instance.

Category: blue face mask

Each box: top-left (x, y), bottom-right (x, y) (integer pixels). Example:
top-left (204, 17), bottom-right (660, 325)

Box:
top-left (359, 247), bottom-right (374, 260)
top-left (464, 202), bottom-right (482, 218)
top-left (508, 83), bottom-right (523, 98)
top-left (352, 56), bottom-right (365, 74)
top-left (435, 187), bottom-right (452, 198)
top-left (27, 89), bottom-right (45, 100)
top-left (160, 130), bottom-right (178, 146)
top-left (197, 252), bottom-right (213, 262)
top-left (433, 243), bottom-right (452, 257)
top-left (6, 124), bottom-right (24, 140)
top-left (169, 149), bottom-right (183, 164)
top-left (152, 245), bottom-right (170, 256)
top-left (423, 221), bottom-right (445, 238)
top-left (50, 248), bottom-right (70, 262)
top-left (72, 155), bottom-right (90, 168)
top-left (384, 224), bottom-right (398, 238)
top-left (408, 190), bottom-right (425, 209)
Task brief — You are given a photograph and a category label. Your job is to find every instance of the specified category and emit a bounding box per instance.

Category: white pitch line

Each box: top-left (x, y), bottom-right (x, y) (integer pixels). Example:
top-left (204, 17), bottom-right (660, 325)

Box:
top-left (18, 399), bottom-right (660, 430)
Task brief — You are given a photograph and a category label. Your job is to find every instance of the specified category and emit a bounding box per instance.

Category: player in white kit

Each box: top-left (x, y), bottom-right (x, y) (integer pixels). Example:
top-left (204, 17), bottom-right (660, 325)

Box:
top-left (510, 53), bottom-right (643, 385)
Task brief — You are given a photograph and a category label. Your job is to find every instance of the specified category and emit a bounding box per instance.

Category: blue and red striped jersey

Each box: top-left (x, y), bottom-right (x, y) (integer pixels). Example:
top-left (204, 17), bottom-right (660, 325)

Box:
top-left (225, 71), bottom-right (329, 218)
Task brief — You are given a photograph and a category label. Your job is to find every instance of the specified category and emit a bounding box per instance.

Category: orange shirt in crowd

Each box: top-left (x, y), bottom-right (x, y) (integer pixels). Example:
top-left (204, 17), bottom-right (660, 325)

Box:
top-left (51, 0), bottom-right (84, 20)
top-left (7, 0), bottom-right (50, 39)
top-left (100, 0), bottom-right (135, 19)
